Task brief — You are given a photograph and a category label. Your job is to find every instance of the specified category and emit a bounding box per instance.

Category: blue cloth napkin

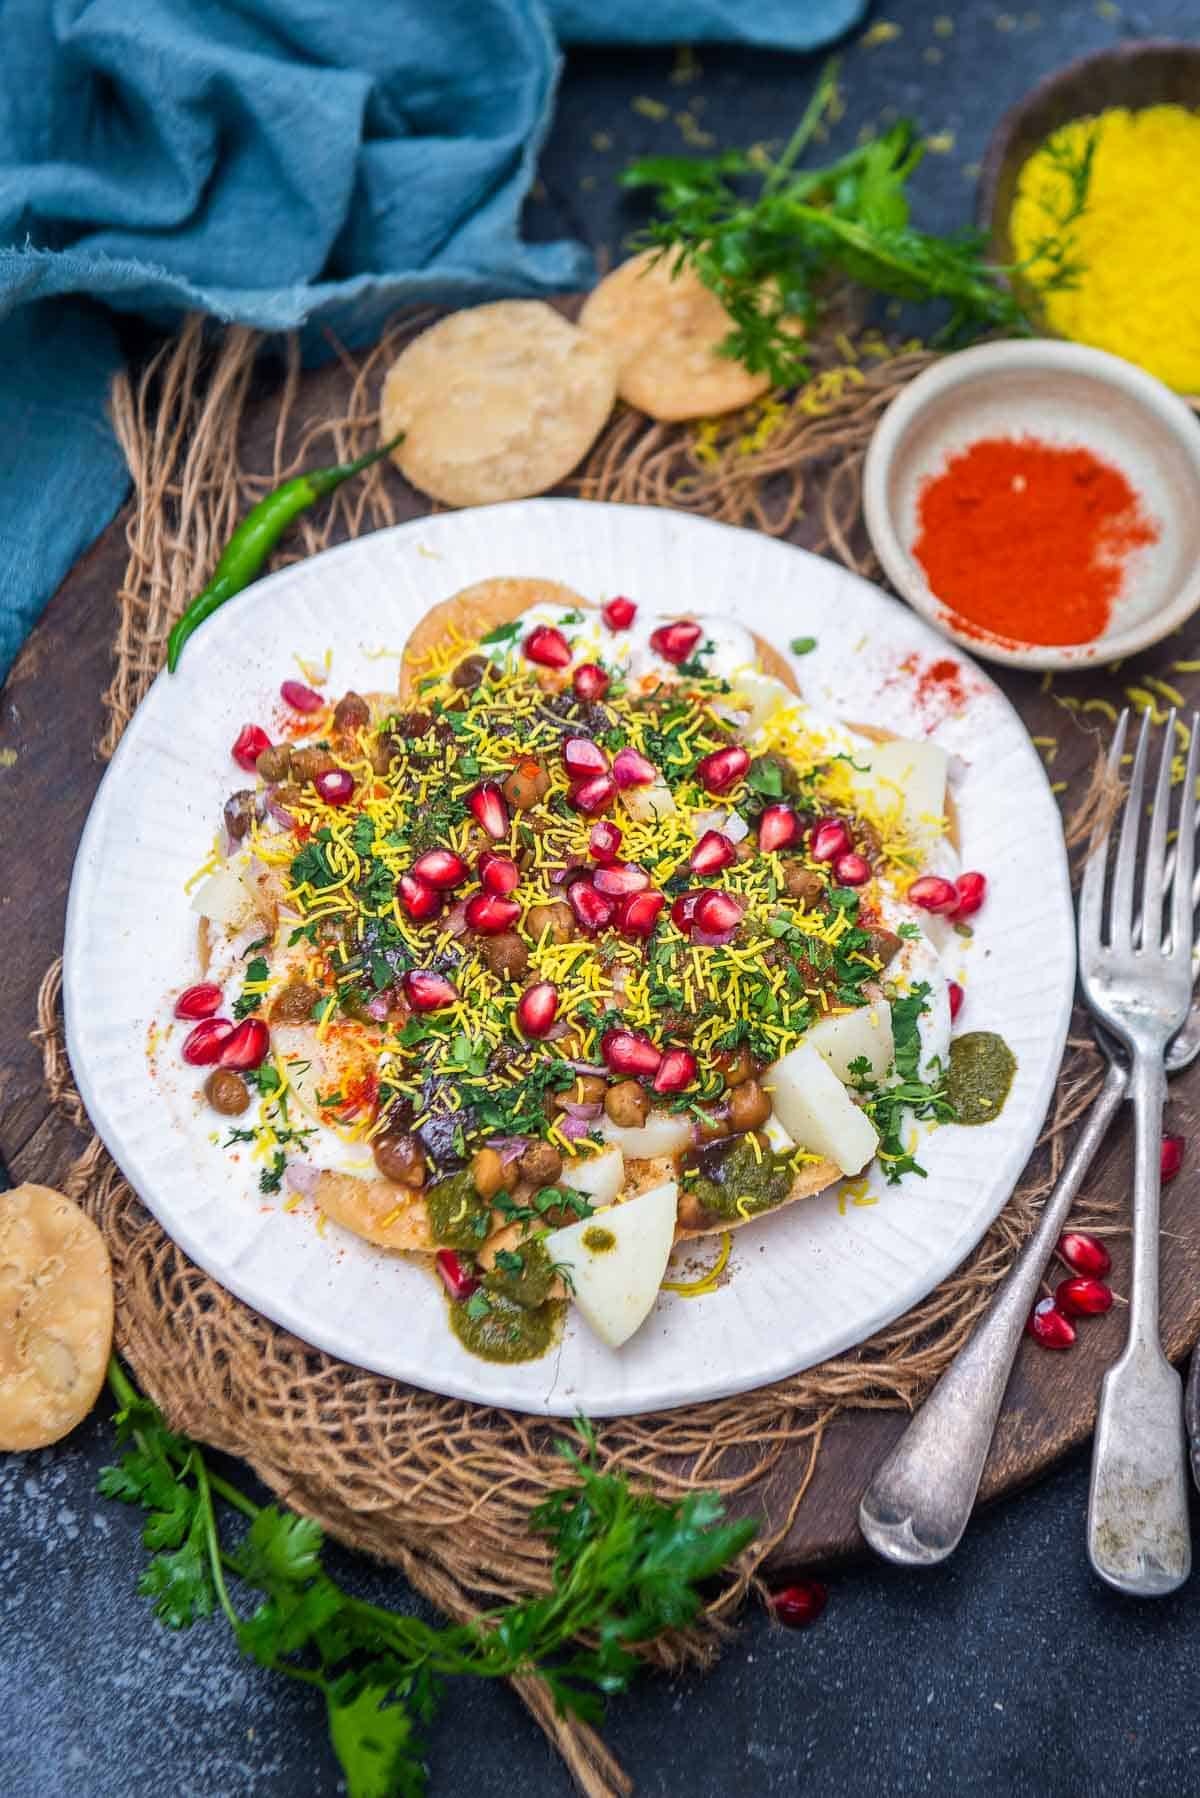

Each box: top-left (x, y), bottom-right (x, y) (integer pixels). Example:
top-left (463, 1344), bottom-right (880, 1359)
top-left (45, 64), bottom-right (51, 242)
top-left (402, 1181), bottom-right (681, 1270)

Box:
top-left (0, 0), bottom-right (865, 684)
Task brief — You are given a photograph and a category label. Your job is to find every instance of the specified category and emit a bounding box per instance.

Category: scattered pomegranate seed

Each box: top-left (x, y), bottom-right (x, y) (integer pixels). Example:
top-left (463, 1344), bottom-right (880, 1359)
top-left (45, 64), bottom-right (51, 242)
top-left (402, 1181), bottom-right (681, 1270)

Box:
top-left (907, 874), bottom-right (959, 914)
top-left (478, 851), bottom-right (520, 896)
top-left (404, 969), bottom-right (458, 1011)
top-left (809, 818), bottom-right (852, 863)
top-left (615, 890), bottom-right (666, 939)
top-left (948, 980), bottom-right (965, 1023)
top-left (601, 1028), bottom-right (662, 1078)
top-left (412, 849), bottom-right (469, 889)
top-left (436, 1249), bottom-right (479, 1302)
top-left (833, 852), bottom-right (871, 887)
top-left (757, 804), bottom-right (798, 853)
top-left (1162, 1134), bottom-right (1185, 1182)
top-left (593, 862), bottom-right (650, 897)
top-left (175, 983), bottom-right (222, 1020)
top-left (468, 781), bottom-right (509, 839)
top-left (1057, 1231), bottom-right (1111, 1277)
top-left (1027, 1296), bottom-right (1076, 1349)
top-left (218, 1018), bottom-right (270, 1071)
top-left (602, 596), bottom-right (637, 631)
top-left (1056, 1276), bottom-right (1114, 1317)
top-left (567, 880), bottom-right (615, 932)
top-left (397, 872), bottom-right (443, 922)
top-left (771, 1581), bottom-right (828, 1629)
top-left (952, 871), bottom-right (988, 919)
top-left (563, 736), bottom-right (609, 779)
top-left (693, 890), bottom-right (743, 935)
top-left (465, 892), bottom-right (521, 934)
top-left (314, 768), bottom-right (355, 806)
top-left (280, 679), bottom-right (323, 714)
top-left (671, 890), bottom-right (704, 932)
top-left (573, 663), bottom-right (610, 702)
top-left (696, 745), bottom-right (750, 794)
top-left (690, 830), bottom-right (737, 876)
top-left (181, 1017), bottom-right (235, 1065)
top-left (653, 1046), bottom-right (697, 1094)
top-left (524, 624), bottom-right (572, 668)
top-left (232, 724), bottom-right (271, 772)
top-left (517, 982), bottom-right (560, 1038)
top-left (589, 820), bottom-right (623, 864)
top-left (611, 746), bottom-right (657, 789)
top-left (649, 619), bottom-right (703, 665)
top-left (568, 774), bottom-right (617, 814)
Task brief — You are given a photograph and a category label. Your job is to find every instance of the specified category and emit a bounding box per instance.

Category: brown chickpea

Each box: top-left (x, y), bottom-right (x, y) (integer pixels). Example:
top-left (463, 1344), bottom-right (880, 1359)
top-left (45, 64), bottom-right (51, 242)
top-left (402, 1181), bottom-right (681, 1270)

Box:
top-left (372, 1131), bottom-right (426, 1187)
top-left (270, 981), bottom-right (322, 1024)
top-left (604, 1081), bottom-right (648, 1129)
top-left (525, 901), bottom-right (575, 944)
top-left (255, 743), bottom-right (292, 783)
top-left (867, 927), bottom-right (903, 972)
top-left (784, 864), bottom-right (825, 907)
top-left (451, 654), bottom-right (489, 690)
top-left (553, 1073), bottom-right (606, 1111)
top-left (367, 737), bottom-right (394, 775)
top-left (204, 1069), bottom-right (250, 1117)
top-left (290, 745), bottom-right (338, 783)
top-left (519, 1141), bottom-right (563, 1185)
top-left (694, 1103), bottom-right (732, 1142)
top-left (503, 759), bottom-right (551, 809)
top-left (728, 1079), bottom-right (771, 1134)
top-left (471, 1146), bottom-right (506, 1201)
top-left (333, 691), bottom-right (371, 737)
top-left (717, 1045), bottom-right (754, 1088)
top-left (223, 790), bottom-right (257, 841)
top-left (479, 931), bottom-right (528, 980)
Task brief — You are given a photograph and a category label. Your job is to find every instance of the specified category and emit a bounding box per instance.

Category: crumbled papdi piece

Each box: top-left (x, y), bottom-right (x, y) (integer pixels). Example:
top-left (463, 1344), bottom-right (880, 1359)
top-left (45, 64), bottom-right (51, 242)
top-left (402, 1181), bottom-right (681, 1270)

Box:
top-left (380, 302), bottom-right (617, 508)
top-left (398, 578), bottom-right (589, 700)
top-left (0, 1185), bottom-right (114, 1451)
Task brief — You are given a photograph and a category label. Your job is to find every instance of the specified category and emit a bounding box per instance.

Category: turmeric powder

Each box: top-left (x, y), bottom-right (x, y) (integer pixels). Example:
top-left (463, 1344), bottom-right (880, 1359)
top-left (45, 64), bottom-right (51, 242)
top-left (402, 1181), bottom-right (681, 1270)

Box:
top-left (1010, 105), bottom-right (1200, 394)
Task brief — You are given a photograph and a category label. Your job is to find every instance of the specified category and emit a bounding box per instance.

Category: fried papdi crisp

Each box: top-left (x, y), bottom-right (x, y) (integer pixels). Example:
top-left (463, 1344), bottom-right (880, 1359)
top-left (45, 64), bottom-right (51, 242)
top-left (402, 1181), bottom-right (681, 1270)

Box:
top-left (380, 302), bottom-right (617, 508)
top-left (399, 578), bottom-right (589, 699)
top-left (0, 1185), bottom-right (114, 1451)
top-left (621, 1153), bottom-right (840, 1240)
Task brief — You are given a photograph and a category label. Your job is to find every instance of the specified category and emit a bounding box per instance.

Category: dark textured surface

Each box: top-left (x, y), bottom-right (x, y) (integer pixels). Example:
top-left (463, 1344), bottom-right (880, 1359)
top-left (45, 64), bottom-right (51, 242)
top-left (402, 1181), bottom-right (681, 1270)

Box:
top-left (6, 2), bottom-right (1200, 1793)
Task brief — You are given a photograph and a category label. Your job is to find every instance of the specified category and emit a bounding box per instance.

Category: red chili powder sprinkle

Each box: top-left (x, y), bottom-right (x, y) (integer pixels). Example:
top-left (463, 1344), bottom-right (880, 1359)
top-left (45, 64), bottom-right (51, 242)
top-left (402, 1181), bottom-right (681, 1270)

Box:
top-left (912, 435), bottom-right (1159, 647)
top-left (891, 651), bottom-right (973, 727)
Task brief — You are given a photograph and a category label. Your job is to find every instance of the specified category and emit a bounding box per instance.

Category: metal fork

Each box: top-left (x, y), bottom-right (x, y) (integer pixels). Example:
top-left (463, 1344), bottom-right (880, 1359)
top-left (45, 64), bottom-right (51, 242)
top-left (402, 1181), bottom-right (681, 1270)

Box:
top-left (1081, 707), bottom-right (1200, 1595)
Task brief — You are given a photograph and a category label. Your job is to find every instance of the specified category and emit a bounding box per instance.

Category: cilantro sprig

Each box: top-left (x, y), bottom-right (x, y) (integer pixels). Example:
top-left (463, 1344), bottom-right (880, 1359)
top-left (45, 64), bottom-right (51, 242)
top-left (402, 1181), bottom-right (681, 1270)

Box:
top-left (851, 981), bottom-right (956, 1182)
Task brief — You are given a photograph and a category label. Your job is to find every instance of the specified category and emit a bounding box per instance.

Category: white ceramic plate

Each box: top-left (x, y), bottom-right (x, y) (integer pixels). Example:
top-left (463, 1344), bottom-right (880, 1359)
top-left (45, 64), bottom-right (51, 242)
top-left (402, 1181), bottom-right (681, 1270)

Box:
top-left (63, 500), bottom-right (1075, 1416)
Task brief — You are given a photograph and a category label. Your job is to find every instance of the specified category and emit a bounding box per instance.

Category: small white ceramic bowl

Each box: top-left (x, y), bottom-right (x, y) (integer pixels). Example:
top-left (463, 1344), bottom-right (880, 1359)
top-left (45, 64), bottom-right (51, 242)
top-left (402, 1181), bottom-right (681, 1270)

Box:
top-left (862, 340), bottom-right (1200, 671)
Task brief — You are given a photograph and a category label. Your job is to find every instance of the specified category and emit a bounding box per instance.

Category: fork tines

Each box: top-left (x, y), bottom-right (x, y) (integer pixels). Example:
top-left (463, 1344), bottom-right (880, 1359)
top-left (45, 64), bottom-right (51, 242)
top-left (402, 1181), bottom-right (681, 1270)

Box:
top-left (1082, 708), bottom-right (1200, 960)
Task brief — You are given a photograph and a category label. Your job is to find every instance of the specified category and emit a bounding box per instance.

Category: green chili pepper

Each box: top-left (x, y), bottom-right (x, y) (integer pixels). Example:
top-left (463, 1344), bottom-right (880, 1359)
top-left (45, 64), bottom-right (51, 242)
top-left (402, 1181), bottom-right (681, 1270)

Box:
top-left (166, 431), bottom-right (405, 673)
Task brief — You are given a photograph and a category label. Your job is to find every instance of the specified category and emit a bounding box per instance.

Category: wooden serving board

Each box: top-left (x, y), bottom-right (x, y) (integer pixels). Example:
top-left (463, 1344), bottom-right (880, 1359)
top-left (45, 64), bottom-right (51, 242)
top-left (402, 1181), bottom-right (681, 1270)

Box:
top-left (3, 342), bottom-right (1200, 1571)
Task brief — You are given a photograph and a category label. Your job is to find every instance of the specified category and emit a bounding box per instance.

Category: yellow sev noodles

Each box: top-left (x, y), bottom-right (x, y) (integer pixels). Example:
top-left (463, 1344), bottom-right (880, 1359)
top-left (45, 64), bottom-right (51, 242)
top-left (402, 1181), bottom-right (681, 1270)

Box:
top-left (1009, 105), bottom-right (1200, 394)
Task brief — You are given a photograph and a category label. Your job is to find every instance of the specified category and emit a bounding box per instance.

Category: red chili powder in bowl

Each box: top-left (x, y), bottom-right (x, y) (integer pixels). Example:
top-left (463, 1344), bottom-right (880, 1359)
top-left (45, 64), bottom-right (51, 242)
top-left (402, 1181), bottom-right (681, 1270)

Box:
top-left (911, 435), bottom-right (1159, 646)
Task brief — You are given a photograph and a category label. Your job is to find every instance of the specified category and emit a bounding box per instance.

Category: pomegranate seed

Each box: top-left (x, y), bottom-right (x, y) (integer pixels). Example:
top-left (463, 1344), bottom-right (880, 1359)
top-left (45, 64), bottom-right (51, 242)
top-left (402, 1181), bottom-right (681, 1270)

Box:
top-left (757, 804), bottom-right (798, 853)
top-left (771, 1581), bottom-right (828, 1629)
top-left (1026, 1296), bottom-right (1076, 1349)
top-left (694, 890), bottom-right (743, 935)
top-left (952, 870), bottom-right (988, 920)
top-left (615, 890), bottom-right (666, 939)
top-left (175, 983), bottom-right (222, 1020)
top-left (696, 745), bottom-right (750, 794)
top-left (404, 969), bottom-right (458, 1012)
top-left (468, 781), bottom-right (509, 840)
top-left (907, 874), bottom-right (959, 914)
top-left (568, 774), bottom-right (617, 815)
top-left (589, 820), bottom-right (623, 864)
top-left (650, 620), bottom-right (703, 664)
top-left (218, 1018), bottom-right (270, 1071)
top-left (611, 747), bottom-right (657, 789)
top-left (1058, 1231), bottom-right (1111, 1277)
top-left (524, 625), bottom-right (572, 668)
top-left (573, 663), bottom-right (610, 702)
top-left (563, 736), bottom-right (609, 778)
top-left (465, 892), bottom-right (521, 934)
top-left (594, 862), bottom-right (650, 897)
top-left (517, 982), bottom-right (559, 1038)
top-left (280, 679), bottom-right (323, 714)
top-left (397, 872), bottom-right (443, 922)
top-left (671, 890), bottom-right (704, 932)
top-left (601, 1028), bottom-right (662, 1078)
top-left (948, 980), bottom-right (965, 1022)
top-left (181, 1017), bottom-right (235, 1065)
top-left (809, 819), bottom-right (852, 863)
top-left (1162, 1134), bottom-right (1185, 1182)
top-left (602, 596), bottom-right (637, 631)
top-left (232, 724), bottom-right (271, 772)
top-left (436, 1249), bottom-right (479, 1302)
top-left (478, 851), bottom-right (520, 896)
top-left (690, 830), bottom-right (737, 876)
top-left (314, 768), bottom-right (355, 806)
top-left (412, 849), bottom-right (469, 889)
top-left (833, 852), bottom-right (871, 887)
top-left (567, 880), bottom-right (614, 932)
top-left (653, 1046), bottom-right (697, 1094)
top-left (1056, 1276), bottom-right (1114, 1317)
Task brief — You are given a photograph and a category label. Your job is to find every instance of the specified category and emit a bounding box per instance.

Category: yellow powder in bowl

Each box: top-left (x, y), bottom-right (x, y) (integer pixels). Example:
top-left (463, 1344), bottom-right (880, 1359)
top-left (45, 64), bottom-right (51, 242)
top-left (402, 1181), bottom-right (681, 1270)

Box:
top-left (1009, 104), bottom-right (1200, 394)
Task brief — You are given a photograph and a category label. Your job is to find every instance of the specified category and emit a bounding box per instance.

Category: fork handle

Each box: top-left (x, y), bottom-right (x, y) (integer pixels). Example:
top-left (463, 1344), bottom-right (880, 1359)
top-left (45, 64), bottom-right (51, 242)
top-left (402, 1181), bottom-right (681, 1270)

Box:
top-left (1087, 1047), bottom-right (1192, 1595)
top-left (859, 1062), bottom-right (1128, 1566)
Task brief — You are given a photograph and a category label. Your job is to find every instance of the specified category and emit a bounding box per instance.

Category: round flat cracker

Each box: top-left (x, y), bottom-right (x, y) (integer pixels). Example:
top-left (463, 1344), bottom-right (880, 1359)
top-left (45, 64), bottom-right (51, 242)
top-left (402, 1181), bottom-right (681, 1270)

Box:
top-left (380, 303), bottom-right (617, 508)
top-left (399, 578), bottom-right (589, 700)
top-left (0, 1185), bottom-right (114, 1451)
top-left (578, 251), bottom-right (803, 423)
top-left (315, 1170), bottom-right (435, 1253)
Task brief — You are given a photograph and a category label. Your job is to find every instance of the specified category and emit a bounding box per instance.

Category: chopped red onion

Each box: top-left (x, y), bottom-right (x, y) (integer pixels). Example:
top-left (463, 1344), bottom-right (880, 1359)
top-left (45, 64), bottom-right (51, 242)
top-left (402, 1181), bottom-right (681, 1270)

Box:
top-left (692, 927), bottom-right (738, 948)
top-left (559, 1102), bottom-right (602, 1121)
top-left (562, 1059), bottom-right (607, 1075)
top-left (285, 1162), bottom-right (320, 1196)
top-left (444, 900), bottom-right (470, 936)
top-left (264, 787), bottom-right (296, 831)
top-left (366, 992), bottom-right (391, 1022)
top-left (485, 1137), bottom-right (529, 1166)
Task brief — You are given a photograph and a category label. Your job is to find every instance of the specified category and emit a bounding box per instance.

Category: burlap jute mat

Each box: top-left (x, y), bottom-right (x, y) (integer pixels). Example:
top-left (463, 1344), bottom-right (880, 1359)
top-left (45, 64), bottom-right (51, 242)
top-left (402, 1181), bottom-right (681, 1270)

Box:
top-left (34, 313), bottom-right (1115, 1797)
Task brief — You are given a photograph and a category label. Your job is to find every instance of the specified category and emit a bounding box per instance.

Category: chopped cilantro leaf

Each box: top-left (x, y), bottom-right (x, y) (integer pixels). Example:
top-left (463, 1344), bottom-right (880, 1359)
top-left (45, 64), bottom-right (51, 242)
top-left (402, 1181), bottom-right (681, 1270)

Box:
top-left (789, 636), bottom-right (817, 655)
